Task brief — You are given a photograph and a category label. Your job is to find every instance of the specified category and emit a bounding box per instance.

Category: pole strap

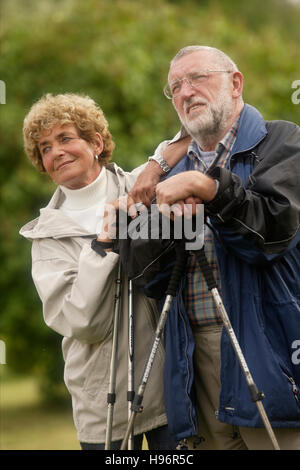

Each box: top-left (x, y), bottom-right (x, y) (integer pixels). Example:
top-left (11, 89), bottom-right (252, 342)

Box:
top-left (195, 248), bottom-right (217, 291)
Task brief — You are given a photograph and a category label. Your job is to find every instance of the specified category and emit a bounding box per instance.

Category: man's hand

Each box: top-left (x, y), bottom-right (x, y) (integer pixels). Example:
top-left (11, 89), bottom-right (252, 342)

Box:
top-left (128, 136), bottom-right (191, 206)
top-left (155, 171), bottom-right (218, 216)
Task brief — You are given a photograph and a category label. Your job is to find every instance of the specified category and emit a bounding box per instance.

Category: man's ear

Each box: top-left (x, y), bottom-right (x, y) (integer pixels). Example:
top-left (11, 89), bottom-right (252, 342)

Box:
top-left (232, 71), bottom-right (243, 98)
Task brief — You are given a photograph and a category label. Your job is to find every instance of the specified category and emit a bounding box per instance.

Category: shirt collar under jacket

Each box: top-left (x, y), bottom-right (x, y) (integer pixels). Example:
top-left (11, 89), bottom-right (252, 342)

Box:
top-left (187, 113), bottom-right (241, 171)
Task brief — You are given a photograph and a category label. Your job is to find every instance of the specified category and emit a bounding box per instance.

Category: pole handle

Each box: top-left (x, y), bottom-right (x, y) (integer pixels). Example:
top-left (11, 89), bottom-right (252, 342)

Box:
top-left (166, 242), bottom-right (187, 296)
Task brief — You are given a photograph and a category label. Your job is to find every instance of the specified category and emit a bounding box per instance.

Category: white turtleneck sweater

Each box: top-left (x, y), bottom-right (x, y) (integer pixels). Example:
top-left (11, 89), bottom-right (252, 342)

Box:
top-left (59, 167), bottom-right (108, 235)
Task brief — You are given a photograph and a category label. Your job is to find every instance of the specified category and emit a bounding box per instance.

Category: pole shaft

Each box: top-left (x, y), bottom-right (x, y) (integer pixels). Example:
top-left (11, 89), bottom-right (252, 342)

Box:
top-left (105, 264), bottom-right (122, 450)
top-left (210, 286), bottom-right (280, 450)
top-left (121, 294), bottom-right (173, 450)
top-left (128, 279), bottom-right (135, 450)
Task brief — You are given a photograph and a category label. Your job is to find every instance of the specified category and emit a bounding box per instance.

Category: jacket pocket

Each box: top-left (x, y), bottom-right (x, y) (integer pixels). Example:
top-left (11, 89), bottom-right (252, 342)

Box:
top-left (83, 341), bottom-right (111, 398)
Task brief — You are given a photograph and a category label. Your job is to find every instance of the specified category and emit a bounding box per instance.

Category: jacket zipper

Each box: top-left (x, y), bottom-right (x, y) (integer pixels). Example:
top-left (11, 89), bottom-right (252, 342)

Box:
top-left (177, 293), bottom-right (198, 434)
top-left (223, 136), bottom-right (268, 240)
top-left (283, 372), bottom-right (299, 403)
top-left (131, 241), bottom-right (175, 282)
top-left (228, 135), bottom-right (267, 171)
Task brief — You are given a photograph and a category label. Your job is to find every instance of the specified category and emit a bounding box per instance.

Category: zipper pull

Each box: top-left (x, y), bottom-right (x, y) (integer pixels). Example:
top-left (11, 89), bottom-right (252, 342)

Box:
top-left (291, 378), bottom-right (299, 402)
top-left (285, 373), bottom-right (299, 402)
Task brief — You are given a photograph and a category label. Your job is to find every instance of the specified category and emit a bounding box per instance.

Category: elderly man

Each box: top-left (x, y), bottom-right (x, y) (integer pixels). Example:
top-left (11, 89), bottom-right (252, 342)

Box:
top-left (129, 46), bottom-right (300, 450)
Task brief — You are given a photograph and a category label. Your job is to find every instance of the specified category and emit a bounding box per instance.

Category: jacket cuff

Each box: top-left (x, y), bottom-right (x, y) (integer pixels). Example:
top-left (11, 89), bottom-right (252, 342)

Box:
top-left (91, 239), bottom-right (109, 257)
top-left (205, 167), bottom-right (236, 216)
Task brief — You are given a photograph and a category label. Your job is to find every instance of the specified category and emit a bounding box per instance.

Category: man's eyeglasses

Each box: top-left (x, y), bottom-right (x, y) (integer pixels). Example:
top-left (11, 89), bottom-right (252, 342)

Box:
top-left (163, 70), bottom-right (233, 99)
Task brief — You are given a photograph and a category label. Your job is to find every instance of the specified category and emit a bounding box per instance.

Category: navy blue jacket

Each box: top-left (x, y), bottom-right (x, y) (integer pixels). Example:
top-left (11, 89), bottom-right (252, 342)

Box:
top-left (147, 104), bottom-right (300, 441)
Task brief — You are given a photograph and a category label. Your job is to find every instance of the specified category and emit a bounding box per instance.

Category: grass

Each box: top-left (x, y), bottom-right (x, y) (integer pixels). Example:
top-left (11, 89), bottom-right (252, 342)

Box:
top-left (0, 370), bottom-right (148, 450)
top-left (0, 369), bottom-right (81, 450)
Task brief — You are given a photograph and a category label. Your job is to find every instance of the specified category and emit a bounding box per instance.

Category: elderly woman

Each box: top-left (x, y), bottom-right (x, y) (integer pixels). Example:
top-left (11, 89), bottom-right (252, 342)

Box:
top-left (20, 93), bottom-right (176, 450)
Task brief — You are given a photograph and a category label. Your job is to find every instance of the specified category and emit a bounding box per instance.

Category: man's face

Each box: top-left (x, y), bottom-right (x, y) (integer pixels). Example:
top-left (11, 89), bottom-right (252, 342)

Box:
top-left (168, 51), bottom-right (235, 141)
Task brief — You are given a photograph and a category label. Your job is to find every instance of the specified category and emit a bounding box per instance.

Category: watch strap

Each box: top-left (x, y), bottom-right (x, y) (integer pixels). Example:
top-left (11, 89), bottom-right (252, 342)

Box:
top-left (149, 155), bottom-right (171, 173)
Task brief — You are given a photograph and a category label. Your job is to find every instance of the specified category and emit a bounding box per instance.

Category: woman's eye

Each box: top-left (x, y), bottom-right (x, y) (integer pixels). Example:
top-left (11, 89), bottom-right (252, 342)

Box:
top-left (41, 146), bottom-right (50, 155)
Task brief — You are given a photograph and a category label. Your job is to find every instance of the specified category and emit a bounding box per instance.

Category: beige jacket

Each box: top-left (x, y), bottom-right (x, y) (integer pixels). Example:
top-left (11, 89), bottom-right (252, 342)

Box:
top-left (20, 163), bottom-right (168, 444)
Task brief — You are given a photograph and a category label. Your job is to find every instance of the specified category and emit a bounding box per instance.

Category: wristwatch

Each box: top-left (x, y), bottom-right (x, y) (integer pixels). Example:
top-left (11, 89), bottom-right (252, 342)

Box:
top-left (148, 154), bottom-right (171, 173)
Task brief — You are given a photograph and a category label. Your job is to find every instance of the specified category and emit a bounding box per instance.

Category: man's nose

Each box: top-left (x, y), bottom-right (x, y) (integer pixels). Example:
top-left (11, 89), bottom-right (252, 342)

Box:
top-left (179, 79), bottom-right (196, 99)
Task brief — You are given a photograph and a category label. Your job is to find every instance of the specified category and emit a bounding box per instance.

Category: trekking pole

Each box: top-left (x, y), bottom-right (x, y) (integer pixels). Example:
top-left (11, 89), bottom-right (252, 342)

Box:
top-left (105, 262), bottom-right (122, 450)
top-left (120, 241), bottom-right (187, 450)
top-left (127, 279), bottom-right (135, 450)
top-left (195, 248), bottom-right (280, 451)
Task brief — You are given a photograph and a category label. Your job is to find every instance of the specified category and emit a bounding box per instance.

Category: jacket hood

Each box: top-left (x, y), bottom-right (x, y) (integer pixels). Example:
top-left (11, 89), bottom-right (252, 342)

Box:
top-left (19, 162), bottom-right (137, 241)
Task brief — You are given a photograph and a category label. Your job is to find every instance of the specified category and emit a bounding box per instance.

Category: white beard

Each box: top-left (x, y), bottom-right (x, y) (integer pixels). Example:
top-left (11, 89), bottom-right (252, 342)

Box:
top-left (179, 81), bottom-right (234, 149)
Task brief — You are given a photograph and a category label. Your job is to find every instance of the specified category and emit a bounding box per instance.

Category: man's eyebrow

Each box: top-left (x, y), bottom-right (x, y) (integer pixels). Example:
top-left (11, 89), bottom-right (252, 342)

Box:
top-left (170, 70), bottom-right (200, 82)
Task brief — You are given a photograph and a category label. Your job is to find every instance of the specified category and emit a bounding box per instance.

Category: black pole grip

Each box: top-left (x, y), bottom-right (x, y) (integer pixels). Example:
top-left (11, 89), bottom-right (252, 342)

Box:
top-left (195, 248), bottom-right (217, 291)
top-left (166, 242), bottom-right (187, 297)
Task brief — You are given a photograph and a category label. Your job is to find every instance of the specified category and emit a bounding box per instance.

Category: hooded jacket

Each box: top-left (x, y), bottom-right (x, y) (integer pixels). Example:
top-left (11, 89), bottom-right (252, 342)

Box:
top-left (20, 163), bottom-right (168, 444)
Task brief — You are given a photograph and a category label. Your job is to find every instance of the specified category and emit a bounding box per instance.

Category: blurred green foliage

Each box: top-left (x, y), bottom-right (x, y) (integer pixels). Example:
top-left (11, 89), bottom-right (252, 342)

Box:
top-left (0, 0), bottom-right (299, 402)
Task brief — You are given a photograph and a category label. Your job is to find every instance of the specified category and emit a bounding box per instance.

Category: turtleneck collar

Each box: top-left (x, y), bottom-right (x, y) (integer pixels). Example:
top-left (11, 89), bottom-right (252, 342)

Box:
top-left (59, 166), bottom-right (107, 210)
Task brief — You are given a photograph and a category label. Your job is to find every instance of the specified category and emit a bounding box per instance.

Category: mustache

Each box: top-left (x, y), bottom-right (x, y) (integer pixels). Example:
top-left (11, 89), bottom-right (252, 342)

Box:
top-left (183, 97), bottom-right (208, 114)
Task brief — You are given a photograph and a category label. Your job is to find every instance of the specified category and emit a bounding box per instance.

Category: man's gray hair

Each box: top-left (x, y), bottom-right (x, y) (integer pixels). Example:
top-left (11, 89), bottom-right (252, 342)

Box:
top-left (170, 45), bottom-right (239, 72)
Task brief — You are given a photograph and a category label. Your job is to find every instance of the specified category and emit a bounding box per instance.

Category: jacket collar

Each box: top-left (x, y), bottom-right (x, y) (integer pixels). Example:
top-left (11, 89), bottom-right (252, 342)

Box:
top-left (231, 103), bottom-right (268, 155)
top-left (20, 163), bottom-right (125, 240)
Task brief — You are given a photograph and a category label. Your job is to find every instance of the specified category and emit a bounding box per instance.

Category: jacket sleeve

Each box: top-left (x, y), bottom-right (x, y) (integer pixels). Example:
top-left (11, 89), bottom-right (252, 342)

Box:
top-left (206, 121), bottom-right (300, 259)
top-left (31, 237), bottom-right (120, 344)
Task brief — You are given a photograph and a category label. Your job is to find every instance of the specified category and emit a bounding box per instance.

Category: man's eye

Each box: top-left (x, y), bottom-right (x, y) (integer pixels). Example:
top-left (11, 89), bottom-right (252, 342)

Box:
top-left (62, 136), bottom-right (71, 142)
top-left (193, 74), bottom-right (207, 83)
top-left (171, 82), bottom-right (181, 93)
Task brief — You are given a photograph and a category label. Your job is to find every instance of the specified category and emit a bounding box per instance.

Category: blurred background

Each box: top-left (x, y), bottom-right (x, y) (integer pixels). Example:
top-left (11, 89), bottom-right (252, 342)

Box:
top-left (0, 0), bottom-right (299, 450)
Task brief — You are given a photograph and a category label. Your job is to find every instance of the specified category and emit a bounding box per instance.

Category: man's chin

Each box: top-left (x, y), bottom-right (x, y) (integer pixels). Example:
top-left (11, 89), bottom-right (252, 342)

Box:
top-left (184, 119), bottom-right (210, 136)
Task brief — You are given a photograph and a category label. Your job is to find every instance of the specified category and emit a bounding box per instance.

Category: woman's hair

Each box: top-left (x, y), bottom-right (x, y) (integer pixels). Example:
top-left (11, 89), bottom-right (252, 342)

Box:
top-left (23, 93), bottom-right (115, 172)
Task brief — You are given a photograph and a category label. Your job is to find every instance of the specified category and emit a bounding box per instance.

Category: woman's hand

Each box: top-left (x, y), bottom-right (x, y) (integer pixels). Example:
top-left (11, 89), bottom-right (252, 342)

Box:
top-left (97, 197), bottom-right (124, 245)
top-left (97, 196), bottom-right (138, 247)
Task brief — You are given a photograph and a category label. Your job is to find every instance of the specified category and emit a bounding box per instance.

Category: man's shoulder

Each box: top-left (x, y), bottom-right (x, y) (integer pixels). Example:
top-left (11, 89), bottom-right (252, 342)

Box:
top-left (264, 119), bottom-right (300, 143)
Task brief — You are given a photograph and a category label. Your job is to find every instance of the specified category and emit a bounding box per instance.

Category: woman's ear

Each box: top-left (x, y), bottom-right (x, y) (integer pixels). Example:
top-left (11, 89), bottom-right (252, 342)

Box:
top-left (94, 132), bottom-right (104, 157)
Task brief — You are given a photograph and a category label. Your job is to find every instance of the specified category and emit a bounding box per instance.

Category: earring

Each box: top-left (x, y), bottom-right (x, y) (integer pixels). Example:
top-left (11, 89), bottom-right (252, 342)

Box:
top-left (95, 155), bottom-right (99, 161)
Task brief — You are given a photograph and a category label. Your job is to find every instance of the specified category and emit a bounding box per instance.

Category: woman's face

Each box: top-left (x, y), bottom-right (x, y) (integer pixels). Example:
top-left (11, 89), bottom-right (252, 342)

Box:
top-left (38, 123), bottom-right (103, 189)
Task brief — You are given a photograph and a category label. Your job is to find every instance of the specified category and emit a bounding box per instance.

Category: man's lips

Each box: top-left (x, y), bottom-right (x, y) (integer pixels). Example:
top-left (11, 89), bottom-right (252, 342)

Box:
top-left (186, 102), bottom-right (206, 114)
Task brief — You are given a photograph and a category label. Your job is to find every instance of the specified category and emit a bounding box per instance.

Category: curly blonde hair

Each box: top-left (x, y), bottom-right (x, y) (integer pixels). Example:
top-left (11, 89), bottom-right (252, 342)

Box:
top-left (23, 93), bottom-right (115, 172)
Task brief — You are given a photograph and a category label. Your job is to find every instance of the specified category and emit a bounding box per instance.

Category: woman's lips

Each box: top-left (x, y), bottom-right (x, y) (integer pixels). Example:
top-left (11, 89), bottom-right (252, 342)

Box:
top-left (56, 160), bottom-right (74, 170)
